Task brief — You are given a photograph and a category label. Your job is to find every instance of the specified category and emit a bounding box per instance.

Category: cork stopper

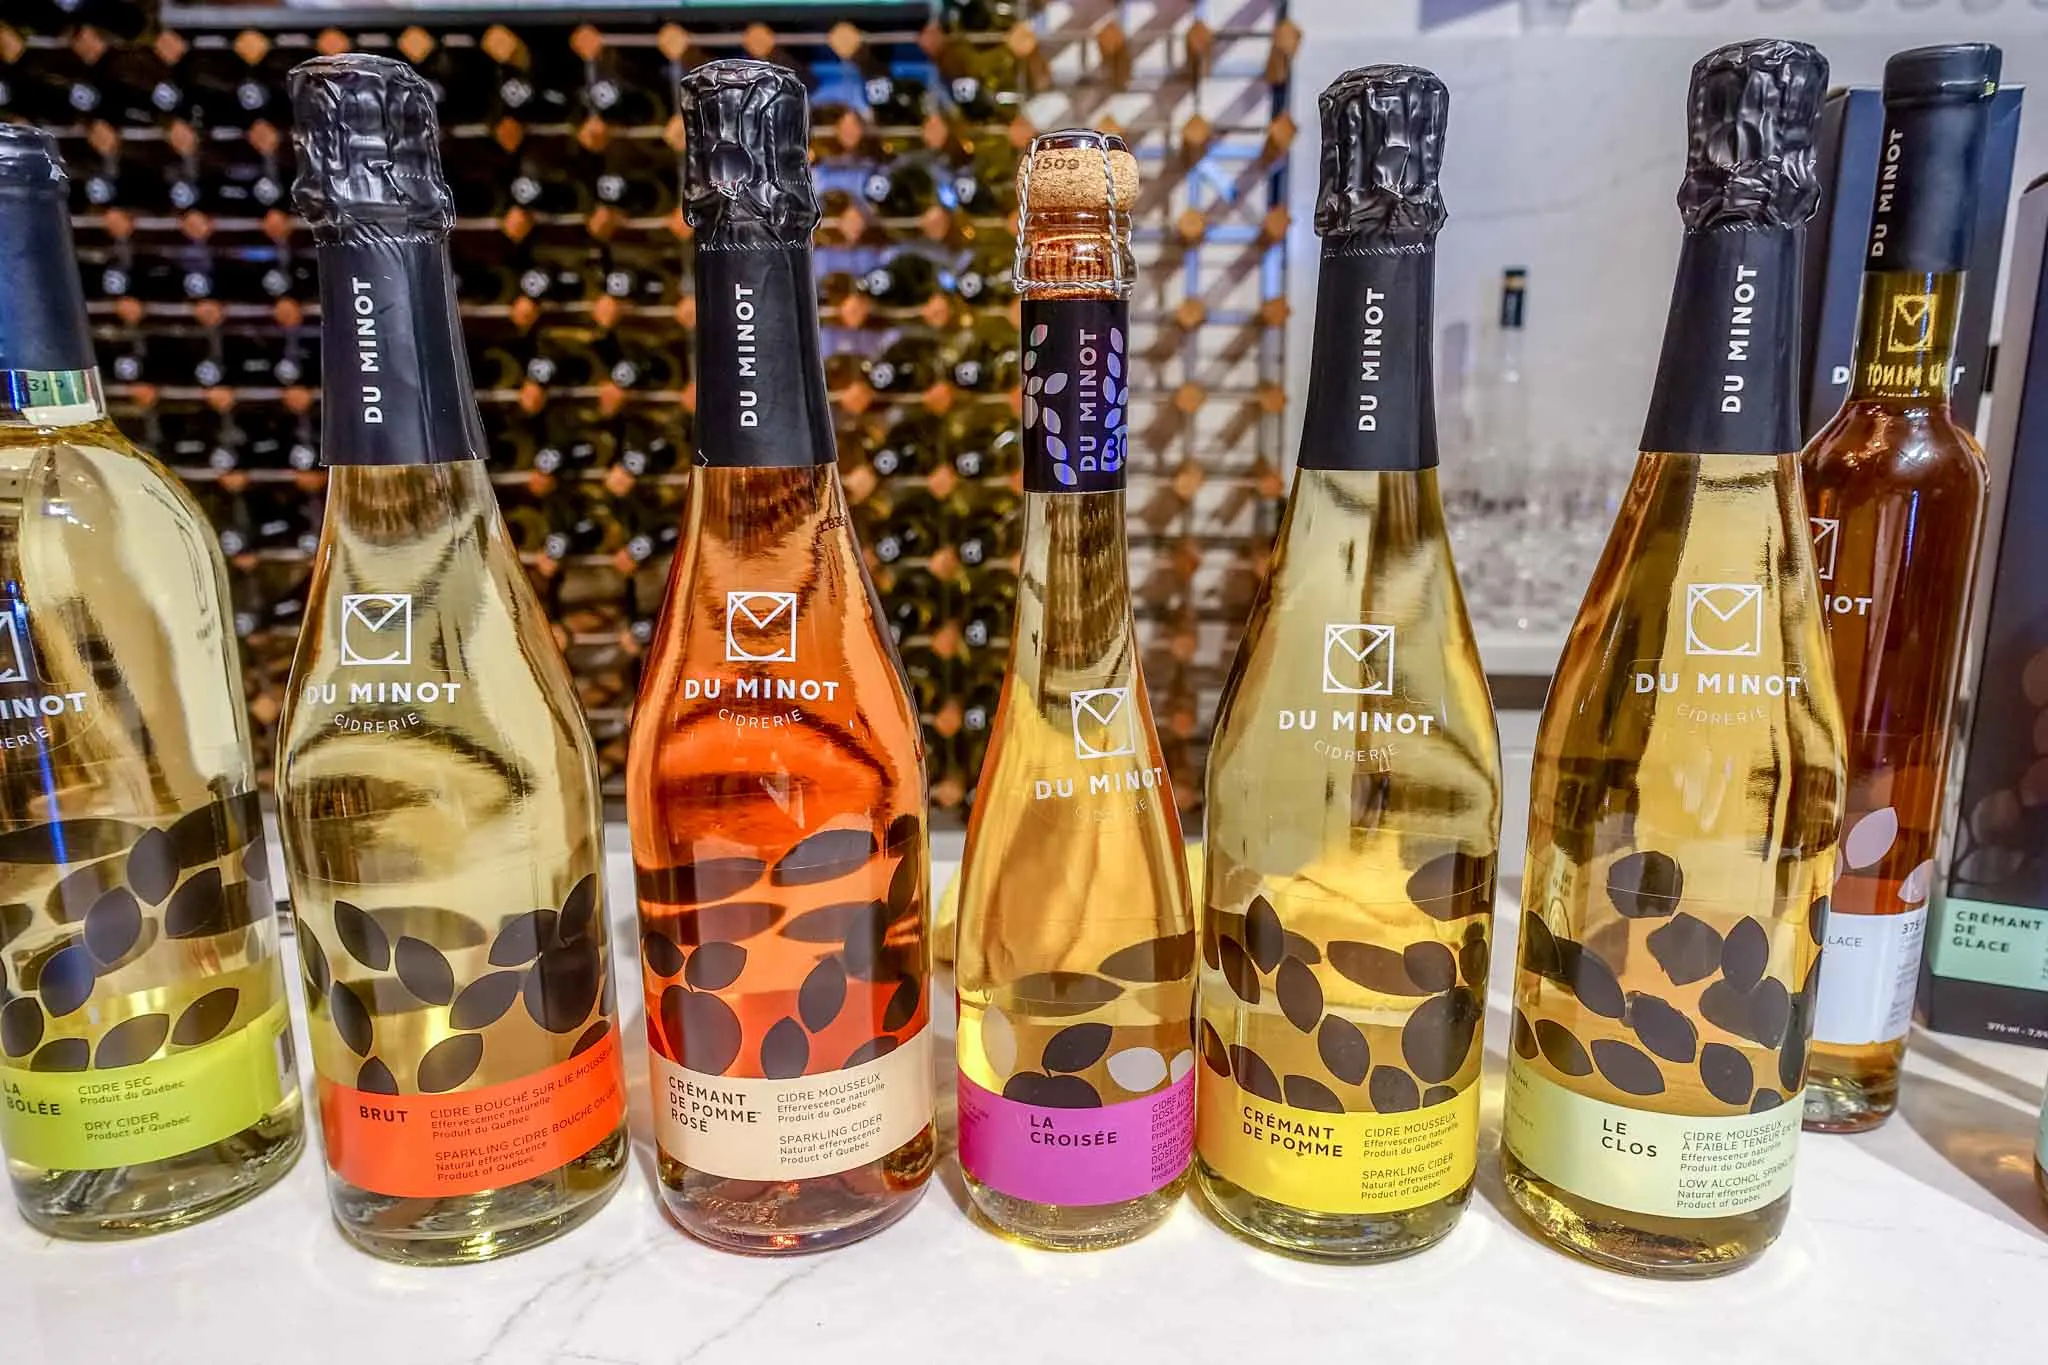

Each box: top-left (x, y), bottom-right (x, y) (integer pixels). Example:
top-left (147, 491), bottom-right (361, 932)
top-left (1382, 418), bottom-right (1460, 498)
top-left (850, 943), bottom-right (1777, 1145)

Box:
top-left (288, 53), bottom-right (454, 241)
top-left (0, 124), bottom-right (67, 193)
top-left (1015, 129), bottom-right (1138, 214)
top-left (1677, 38), bottom-right (1828, 232)
top-left (1314, 64), bottom-right (1447, 246)
top-left (678, 58), bottom-right (818, 248)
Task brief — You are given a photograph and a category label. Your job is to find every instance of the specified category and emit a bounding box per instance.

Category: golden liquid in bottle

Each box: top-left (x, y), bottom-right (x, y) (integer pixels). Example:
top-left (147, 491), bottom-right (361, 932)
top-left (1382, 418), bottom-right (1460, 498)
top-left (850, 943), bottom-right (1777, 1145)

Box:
top-left (1801, 274), bottom-right (1987, 1132)
top-left (1501, 450), bottom-right (1844, 1276)
top-left (627, 465), bottom-right (936, 1253)
top-left (278, 461), bottom-right (628, 1264)
top-left (1196, 467), bottom-right (1500, 1259)
top-left (954, 487), bottom-right (1195, 1249)
top-left (0, 378), bottom-right (304, 1237)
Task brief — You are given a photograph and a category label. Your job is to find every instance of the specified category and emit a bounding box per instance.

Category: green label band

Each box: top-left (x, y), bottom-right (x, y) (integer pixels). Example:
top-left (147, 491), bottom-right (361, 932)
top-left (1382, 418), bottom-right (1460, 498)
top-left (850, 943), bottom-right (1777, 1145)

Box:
top-left (1929, 898), bottom-right (2048, 992)
top-left (0, 1000), bottom-right (289, 1171)
top-left (1503, 1059), bottom-right (1802, 1219)
top-left (0, 369), bottom-right (95, 416)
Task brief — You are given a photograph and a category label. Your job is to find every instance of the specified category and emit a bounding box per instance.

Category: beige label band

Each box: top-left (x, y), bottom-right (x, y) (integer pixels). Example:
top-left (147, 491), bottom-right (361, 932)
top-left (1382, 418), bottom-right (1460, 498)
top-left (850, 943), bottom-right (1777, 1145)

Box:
top-left (651, 1027), bottom-right (934, 1181)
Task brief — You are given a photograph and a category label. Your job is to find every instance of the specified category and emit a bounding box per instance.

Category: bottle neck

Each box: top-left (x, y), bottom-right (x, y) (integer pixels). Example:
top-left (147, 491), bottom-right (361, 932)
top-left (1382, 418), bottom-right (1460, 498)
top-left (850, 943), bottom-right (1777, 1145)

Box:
top-left (692, 246), bottom-right (835, 469)
top-left (0, 369), bottom-right (106, 429)
top-left (0, 182), bottom-right (98, 425)
top-left (1864, 97), bottom-right (1990, 277)
top-left (1847, 269), bottom-right (1963, 404)
top-left (1297, 241), bottom-right (1438, 472)
top-left (316, 234), bottom-right (486, 467)
top-left (1638, 226), bottom-right (1802, 457)
top-left (1020, 295), bottom-right (1129, 492)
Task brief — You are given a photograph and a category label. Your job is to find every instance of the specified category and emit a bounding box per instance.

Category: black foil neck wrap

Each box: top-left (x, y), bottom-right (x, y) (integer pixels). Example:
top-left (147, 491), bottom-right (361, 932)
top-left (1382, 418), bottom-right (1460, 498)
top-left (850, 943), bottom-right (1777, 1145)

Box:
top-left (317, 238), bottom-right (485, 466)
top-left (1639, 226), bottom-right (1802, 456)
top-left (0, 126), bottom-right (94, 374)
top-left (1865, 44), bottom-right (2003, 274)
top-left (1299, 248), bottom-right (1437, 472)
top-left (692, 249), bottom-right (834, 468)
top-left (679, 59), bottom-right (819, 248)
top-left (1677, 39), bottom-right (1828, 232)
top-left (1314, 64), bottom-right (1448, 247)
top-left (288, 54), bottom-right (455, 243)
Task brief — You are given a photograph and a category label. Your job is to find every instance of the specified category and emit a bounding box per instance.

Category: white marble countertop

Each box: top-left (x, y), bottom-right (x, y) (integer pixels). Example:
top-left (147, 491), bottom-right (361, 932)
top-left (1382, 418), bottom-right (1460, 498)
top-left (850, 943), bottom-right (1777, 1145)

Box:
top-left (4, 834), bottom-right (2044, 1365)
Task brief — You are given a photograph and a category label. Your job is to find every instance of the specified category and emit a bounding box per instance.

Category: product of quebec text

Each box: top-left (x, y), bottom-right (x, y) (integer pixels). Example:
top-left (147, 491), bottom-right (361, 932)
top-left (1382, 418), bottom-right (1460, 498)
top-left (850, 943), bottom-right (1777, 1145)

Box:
top-left (277, 55), bottom-right (628, 1265)
top-left (952, 131), bottom-right (1197, 1251)
top-left (626, 59), bottom-right (936, 1254)
top-left (1800, 44), bottom-right (2001, 1134)
top-left (1499, 38), bottom-right (1846, 1278)
top-left (1194, 65), bottom-right (1501, 1261)
top-left (0, 124), bottom-right (305, 1239)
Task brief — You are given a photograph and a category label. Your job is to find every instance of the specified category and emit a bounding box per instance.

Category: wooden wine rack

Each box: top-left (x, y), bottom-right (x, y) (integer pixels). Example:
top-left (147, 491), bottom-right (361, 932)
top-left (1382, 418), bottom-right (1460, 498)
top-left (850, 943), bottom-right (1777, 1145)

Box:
top-left (2, 0), bottom-right (1296, 823)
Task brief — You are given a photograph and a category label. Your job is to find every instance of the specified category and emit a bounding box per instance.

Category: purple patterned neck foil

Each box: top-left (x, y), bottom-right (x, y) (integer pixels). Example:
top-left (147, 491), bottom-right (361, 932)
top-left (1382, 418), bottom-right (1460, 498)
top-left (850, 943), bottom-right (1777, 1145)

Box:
top-left (1022, 299), bottom-right (1129, 493)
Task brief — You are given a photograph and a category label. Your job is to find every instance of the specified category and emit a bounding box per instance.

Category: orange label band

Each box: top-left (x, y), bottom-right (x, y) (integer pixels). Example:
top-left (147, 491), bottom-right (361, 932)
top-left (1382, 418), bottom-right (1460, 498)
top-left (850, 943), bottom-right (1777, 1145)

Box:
top-left (318, 1031), bottom-right (625, 1198)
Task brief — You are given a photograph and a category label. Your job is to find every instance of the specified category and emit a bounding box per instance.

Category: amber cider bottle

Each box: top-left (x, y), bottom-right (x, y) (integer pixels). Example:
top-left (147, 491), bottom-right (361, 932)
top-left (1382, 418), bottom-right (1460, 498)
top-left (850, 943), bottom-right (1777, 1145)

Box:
top-left (1799, 44), bottom-right (2000, 1134)
top-left (626, 59), bottom-right (936, 1254)
top-left (1498, 39), bottom-right (1845, 1278)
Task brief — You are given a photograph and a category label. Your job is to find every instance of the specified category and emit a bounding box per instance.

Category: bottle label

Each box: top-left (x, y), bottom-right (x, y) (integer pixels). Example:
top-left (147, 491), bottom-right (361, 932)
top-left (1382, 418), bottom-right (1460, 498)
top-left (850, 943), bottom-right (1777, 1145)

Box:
top-left (317, 1027), bottom-right (626, 1198)
top-left (1638, 227), bottom-right (1801, 457)
top-left (1195, 1073), bottom-right (1478, 1214)
top-left (649, 1025), bottom-right (934, 1181)
top-left (956, 1065), bottom-right (1193, 1205)
top-left (1812, 906), bottom-right (1926, 1045)
top-left (1297, 248), bottom-right (1437, 472)
top-left (1021, 298), bottom-right (1129, 493)
top-left (0, 1000), bottom-right (289, 1172)
top-left (694, 248), bottom-right (835, 468)
top-left (317, 238), bottom-right (487, 467)
top-left (1503, 1060), bottom-right (1801, 1218)
top-left (1928, 898), bottom-right (2048, 991)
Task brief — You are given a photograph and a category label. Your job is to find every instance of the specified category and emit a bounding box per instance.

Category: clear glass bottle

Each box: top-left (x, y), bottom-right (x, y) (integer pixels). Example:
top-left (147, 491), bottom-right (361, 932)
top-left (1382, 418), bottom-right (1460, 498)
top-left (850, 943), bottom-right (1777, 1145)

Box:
top-left (1800, 45), bottom-right (2000, 1134)
top-left (953, 132), bottom-right (1197, 1251)
top-left (1194, 65), bottom-right (1501, 1262)
top-left (0, 124), bottom-right (304, 1240)
top-left (276, 55), bottom-right (628, 1265)
top-left (626, 59), bottom-right (935, 1254)
top-left (1498, 40), bottom-right (1846, 1278)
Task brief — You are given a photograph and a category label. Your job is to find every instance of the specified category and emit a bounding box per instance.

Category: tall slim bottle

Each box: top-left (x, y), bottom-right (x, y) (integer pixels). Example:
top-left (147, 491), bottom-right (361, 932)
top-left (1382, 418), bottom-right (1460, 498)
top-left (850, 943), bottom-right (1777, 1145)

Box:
top-left (1499, 40), bottom-right (1846, 1277)
top-left (953, 132), bottom-right (1197, 1251)
top-left (1799, 45), bottom-right (2000, 1134)
top-left (278, 56), bottom-right (629, 1265)
top-left (1194, 66), bottom-right (1501, 1262)
top-left (0, 125), bottom-right (303, 1238)
top-left (626, 59), bottom-right (936, 1254)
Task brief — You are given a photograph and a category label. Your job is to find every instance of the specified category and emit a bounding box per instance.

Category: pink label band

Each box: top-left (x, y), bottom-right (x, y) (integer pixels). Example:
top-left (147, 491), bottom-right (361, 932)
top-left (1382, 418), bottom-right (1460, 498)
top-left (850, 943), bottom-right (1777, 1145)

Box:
top-left (956, 1066), bottom-right (1194, 1206)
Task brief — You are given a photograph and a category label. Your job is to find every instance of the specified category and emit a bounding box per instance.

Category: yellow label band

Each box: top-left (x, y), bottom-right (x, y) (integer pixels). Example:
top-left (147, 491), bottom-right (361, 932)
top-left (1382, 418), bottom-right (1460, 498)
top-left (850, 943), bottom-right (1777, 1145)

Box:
top-left (1196, 1073), bottom-right (1479, 1214)
top-left (1502, 1059), bottom-right (1802, 1219)
top-left (0, 1000), bottom-right (290, 1172)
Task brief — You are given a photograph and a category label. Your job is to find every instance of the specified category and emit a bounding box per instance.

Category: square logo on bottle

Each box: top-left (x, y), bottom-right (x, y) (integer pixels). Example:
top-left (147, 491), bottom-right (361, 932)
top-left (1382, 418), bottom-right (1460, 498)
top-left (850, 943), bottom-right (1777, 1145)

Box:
top-left (0, 609), bottom-right (31, 686)
top-left (1071, 688), bottom-right (1135, 761)
top-left (1684, 583), bottom-right (1763, 657)
top-left (1886, 294), bottom-right (1936, 353)
top-left (1322, 623), bottom-right (1396, 696)
top-left (725, 591), bottom-right (799, 664)
top-left (339, 594), bottom-right (413, 667)
top-left (1809, 517), bottom-right (1840, 581)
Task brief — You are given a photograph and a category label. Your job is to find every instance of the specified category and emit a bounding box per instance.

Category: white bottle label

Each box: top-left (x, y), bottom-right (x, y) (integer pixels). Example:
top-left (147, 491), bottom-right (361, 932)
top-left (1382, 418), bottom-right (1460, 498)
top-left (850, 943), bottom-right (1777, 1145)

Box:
top-left (1812, 907), bottom-right (1926, 1046)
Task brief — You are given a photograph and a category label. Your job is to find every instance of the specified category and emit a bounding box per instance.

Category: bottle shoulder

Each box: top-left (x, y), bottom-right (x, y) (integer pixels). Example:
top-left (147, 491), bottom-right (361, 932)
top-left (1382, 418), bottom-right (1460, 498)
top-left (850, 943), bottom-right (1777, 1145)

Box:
top-left (1801, 403), bottom-right (1988, 495)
